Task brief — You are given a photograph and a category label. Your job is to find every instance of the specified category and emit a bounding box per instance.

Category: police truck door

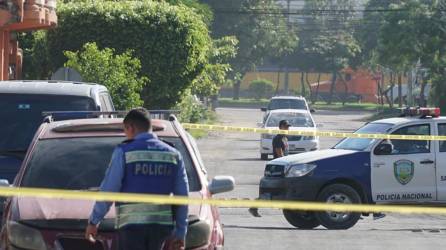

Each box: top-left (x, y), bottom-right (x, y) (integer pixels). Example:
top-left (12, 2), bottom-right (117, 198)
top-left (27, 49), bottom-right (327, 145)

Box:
top-left (371, 123), bottom-right (436, 203)
top-left (436, 122), bottom-right (446, 201)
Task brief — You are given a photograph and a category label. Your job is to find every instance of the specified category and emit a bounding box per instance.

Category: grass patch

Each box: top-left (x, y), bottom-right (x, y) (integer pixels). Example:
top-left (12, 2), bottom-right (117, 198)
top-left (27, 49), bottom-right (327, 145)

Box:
top-left (185, 109), bottom-right (219, 139)
top-left (311, 102), bottom-right (391, 112)
top-left (218, 97), bottom-right (392, 112)
top-left (218, 98), bottom-right (269, 108)
top-left (188, 129), bottom-right (209, 139)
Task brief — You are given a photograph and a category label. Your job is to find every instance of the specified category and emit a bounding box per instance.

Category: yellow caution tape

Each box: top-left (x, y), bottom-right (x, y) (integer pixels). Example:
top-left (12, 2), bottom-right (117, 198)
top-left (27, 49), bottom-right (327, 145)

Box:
top-left (182, 123), bottom-right (446, 141)
top-left (2, 186), bottom-right (446, 215)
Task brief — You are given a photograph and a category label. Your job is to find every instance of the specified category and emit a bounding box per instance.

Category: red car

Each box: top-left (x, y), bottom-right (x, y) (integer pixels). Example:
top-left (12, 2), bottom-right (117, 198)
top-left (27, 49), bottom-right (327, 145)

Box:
top-left (1, 114), bottom-right (234, 250)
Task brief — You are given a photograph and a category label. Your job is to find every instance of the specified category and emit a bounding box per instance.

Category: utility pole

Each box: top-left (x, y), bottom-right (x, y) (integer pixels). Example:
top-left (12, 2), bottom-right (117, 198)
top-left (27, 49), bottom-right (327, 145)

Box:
top-left (408, 68), bottom-right (413, 107)
top-left (283, 0), bottom-right (291, 95)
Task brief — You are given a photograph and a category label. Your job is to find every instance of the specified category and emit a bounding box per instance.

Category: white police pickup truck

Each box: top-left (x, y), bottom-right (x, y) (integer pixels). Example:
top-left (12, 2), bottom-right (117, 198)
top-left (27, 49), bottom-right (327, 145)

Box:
top-left (259, 107), bottom-right (446, 230)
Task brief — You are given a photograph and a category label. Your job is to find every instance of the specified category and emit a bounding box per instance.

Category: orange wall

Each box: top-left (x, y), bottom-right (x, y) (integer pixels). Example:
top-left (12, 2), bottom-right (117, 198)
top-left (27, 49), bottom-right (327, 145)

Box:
top-left (222, 69), bottom-right (409, 103)
top-left (236, 72), bottom-right (333, 91)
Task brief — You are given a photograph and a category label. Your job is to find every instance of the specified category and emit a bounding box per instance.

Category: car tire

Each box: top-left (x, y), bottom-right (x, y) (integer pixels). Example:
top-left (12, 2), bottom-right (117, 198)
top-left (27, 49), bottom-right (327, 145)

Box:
top-left (315, 184), bottom-right (361, 230)
top-left (283, 210), bottom-right (320, 229)
top-left (261, 154), bottom-right (268, 160)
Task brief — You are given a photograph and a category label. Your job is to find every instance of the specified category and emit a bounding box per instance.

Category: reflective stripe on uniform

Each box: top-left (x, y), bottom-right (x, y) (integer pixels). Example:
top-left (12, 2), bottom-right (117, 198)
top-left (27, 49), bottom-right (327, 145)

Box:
top-left (125, 151), bottom-right (178, 164)
top-left (116, 204), bottom-right (173, 228)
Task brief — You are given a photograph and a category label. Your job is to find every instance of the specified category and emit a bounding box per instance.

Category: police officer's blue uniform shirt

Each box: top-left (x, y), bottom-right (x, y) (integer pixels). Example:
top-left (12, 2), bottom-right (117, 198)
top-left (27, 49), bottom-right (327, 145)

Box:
top-left (89, 132), bottom-right (189, 240)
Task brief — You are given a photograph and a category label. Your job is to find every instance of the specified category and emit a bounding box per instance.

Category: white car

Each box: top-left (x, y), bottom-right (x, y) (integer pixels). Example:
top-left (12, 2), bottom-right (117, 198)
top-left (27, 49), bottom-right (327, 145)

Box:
top-left (261, 96), bottom-right (315, 123)
top-left (260, 109), bottom-right (320, 160)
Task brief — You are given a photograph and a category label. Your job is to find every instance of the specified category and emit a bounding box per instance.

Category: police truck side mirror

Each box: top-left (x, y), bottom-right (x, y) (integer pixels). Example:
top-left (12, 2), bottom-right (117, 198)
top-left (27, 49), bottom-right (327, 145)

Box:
top-left (374, 143), bottom-right (393, 155)
top-left (260, 107), bottom-right (267, 112)
top-left (209, 176), bottom-right (235, 195)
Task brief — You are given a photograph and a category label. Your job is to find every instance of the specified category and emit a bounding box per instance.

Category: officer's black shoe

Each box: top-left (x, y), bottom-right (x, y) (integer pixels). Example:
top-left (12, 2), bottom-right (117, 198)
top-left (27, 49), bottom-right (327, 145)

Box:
top-left (373, 213), bottom-right (386, 220)
top-left (248, 207), bottom-right (261, 217)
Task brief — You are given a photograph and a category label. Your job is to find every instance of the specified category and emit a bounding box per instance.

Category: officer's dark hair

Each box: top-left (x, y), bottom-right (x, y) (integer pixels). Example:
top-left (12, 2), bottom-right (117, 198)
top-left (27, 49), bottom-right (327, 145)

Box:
top-left (123, 108), bottom-right (151, 131)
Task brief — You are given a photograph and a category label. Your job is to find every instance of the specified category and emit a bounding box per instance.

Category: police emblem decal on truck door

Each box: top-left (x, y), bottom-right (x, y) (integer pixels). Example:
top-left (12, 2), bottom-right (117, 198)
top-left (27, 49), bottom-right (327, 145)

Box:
top-left (394, 160), bottom-right (414, 185)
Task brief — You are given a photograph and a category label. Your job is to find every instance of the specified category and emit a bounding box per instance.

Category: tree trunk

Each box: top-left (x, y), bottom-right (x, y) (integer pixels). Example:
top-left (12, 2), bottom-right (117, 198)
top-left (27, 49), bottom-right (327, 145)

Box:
top-left (419, 77), bottom-right (427, 107)
top-left (233, 80), bottom-right (241, 100)
top-left (337, 72), bottom-right (348, 106)
top-left (284, 68), bottom-right (289, 95)
top-left (377, 79), bottom-right (383, 106)
top-left (275, 70), bottom-right (281, 96)
top-left (305, 72), bottom-right (312, 100)
top-left (441, 98), bottom-right (446, 116)
top-left (388, 72), bottom-right (395, 108)
top-left (300, 72), bottom-right (306, 97)
top-left (327, 71), bottom-right (337, 105)
top-left (380, 72), bottom-right (385, 106)
top-left (312, 73), bottom-right (321, 104)
top-left (398, 73), bottom-right (403, 107)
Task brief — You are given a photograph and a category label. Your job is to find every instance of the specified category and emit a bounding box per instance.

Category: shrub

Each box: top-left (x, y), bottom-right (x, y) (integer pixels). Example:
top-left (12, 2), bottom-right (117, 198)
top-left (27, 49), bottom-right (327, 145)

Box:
top-left (46, 0), bottom-right (211, 108)
top-left (249, 79), bottom-right (274, 100)
top-left (176, 89), bottom-right (207, 123)
top-left (64, 42), bottom-right (147, 110)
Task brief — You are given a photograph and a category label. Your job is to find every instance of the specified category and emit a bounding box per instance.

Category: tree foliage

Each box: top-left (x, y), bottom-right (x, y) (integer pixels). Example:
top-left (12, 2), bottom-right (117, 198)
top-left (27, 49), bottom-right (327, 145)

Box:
top-left (64, 42), bottom-right (147, 110)
top-left (46, 0), bottom-right (211, 109)
top-left (203, 0), bottom-right (298, 98)
top-left (18, 31), bottom-right (51, 80)
top-left (377, 0), bottom-right (446, 111)
top-left (249, 79), bottom-right (274, 100)
top-left (191, 36), bottom-right (238, 97)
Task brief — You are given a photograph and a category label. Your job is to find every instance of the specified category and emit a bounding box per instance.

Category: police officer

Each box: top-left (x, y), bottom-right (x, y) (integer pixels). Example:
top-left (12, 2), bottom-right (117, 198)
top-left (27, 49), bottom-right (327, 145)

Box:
top-left (249, 119), bottom-right (291, 217)
top-left (85, 108), bottom-right (189, 250)
top-left (272, 120), bottom-right (290, 159)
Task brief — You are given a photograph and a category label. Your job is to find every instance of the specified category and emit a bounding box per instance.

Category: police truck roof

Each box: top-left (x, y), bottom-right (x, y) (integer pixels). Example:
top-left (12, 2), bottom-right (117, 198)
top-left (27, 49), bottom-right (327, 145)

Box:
top-left (372, 107), bottom-right (445, 126)
top-left (0, 80), bottom-right (107, 97)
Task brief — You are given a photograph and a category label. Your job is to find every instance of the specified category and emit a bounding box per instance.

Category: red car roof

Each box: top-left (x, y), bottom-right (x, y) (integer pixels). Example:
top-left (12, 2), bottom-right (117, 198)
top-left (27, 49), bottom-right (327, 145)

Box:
top-left (40, 118), bottom-right (179, 139)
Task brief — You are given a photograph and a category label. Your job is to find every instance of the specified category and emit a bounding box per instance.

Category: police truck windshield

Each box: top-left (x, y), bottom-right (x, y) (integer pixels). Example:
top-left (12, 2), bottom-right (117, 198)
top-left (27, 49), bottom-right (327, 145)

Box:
top-left (0, 94), bottom-right (96, 151)
top-left (334, 123), bottom-right (394, 151)
top-left (20, 137), bottom-right (200, 191)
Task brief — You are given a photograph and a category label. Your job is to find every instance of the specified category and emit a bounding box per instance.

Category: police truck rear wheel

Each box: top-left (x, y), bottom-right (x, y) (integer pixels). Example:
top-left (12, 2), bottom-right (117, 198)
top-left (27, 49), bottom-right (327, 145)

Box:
top-left (283, 210), bottom-right (320, 229)
top-left (315, 184), bottom-right (361, 230)
top-left (261, 154), bottom-right (268, 160)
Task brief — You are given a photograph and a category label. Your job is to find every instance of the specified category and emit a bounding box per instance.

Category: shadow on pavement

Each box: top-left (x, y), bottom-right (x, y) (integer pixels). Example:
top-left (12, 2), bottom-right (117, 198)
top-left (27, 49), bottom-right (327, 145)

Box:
top-left (229, 158), bottom-right (265, 162)
top-left (223, 225), bottom-right (299, 231)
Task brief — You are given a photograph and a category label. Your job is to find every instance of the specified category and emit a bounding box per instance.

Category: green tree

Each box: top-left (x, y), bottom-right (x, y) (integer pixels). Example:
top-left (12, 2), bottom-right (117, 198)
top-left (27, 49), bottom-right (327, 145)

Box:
top-left (377, 0), bottom-right (446, 110)
top-left (249, 79), bottom-right (274, 100)
top-left (45, 0), bottom-right (211, 109)
top-left (191, 36), bottom-right (238, 98)
top-left (64, 42), bottom-right (147, 110)
top-left (292, 0), bottom-right (360, 104)
top-left (18, 31), bottom-right (51, 79)
top-left (203, 0), bottom-right (298, 99)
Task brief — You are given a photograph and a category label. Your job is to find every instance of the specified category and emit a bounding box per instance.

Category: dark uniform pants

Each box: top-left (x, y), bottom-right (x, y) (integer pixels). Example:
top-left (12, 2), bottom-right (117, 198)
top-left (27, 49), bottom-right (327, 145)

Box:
top-left (118, 224), bottom-right (173, 250)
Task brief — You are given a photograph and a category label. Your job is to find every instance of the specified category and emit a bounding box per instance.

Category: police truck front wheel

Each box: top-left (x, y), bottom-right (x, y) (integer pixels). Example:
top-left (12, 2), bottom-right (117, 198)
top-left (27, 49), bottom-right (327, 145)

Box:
top-left (283, 210), bottom-right (320, 229)
top-left (315, 184), bottom-right (361, 230)
top-left (261, 154), bottom-right (268, 160)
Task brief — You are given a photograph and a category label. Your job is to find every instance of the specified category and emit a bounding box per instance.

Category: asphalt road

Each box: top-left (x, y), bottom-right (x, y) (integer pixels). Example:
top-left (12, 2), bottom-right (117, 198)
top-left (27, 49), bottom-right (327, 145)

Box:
top-left (196, 108), bottom-right (446, 250)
